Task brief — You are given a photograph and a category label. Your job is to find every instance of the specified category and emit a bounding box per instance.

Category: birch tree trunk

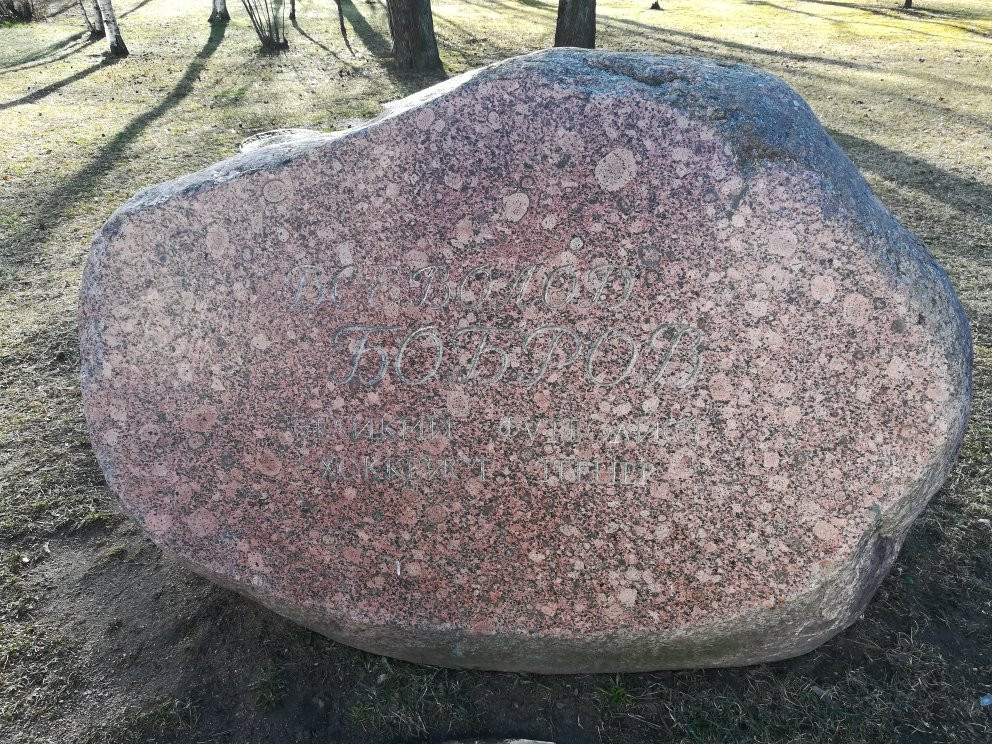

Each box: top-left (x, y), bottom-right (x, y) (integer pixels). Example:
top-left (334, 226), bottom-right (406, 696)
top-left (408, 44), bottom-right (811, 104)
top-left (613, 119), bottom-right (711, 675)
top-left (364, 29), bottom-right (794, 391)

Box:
top-left (90, 0), bottom-right (105, 37)
top-left (386, 0), bottom-right (442, 72)
top-left (78, 0), bottom-right (95, 34)
top-left (209, 0), bottom-right (230, 23)
top-left (554, 0), bottom-right (596, 49)
top-left (95, 0), bottom-right (128, 57)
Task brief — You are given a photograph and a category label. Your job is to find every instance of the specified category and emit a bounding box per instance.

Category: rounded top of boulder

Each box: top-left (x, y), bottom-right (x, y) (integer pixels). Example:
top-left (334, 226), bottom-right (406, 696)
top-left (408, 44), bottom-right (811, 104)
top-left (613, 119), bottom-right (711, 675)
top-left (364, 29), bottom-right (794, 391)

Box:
top-left (80, 49), bottom-right (970, 673)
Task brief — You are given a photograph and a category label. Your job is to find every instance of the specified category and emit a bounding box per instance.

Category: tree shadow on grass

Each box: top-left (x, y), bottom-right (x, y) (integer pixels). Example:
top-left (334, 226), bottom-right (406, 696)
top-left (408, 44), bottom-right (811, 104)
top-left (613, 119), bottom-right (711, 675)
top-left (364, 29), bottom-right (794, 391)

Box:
top-left (432, 10), bottom-right (534, 68)
top-left (745, 0), bottom-right (876, 32)
top-left (487, 0), bottom-right (992, 42)
top-left (830, 130), bottom-right (992, 224)
top-left (0, 35), bottom-right (97, 78)
top-left (462, 0), bottom-right (849, 72)
top-left (336, 0), bottom-right (446, 86)
top-left (0, 55), bottom-right (119, 111)
top-left (291, 16), bottom-right (352, 59)
top-left (46, 0), bottom-right (83, 17)
top-left (645, 20), bottom-right (988, 90)
top-left (0, 30), bottom-right (87, 70)
top-left (0, 23), bottom-right (228, 293)
top-left (461, 0), bottom-right (992, 96)
top-left (119, 0), bottom-right (159, 20)
top-left (339, 0), bottom-right (391, 56)
top-left (797, 0), bottom-right (992, 40)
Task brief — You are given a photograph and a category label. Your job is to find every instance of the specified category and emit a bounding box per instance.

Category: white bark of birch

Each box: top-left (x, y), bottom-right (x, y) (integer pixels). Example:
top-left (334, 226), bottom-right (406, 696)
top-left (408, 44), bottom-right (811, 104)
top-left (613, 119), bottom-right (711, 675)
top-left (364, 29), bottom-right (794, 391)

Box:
top-left (209, 0), bottom-right (230, 23)
top-left (95, 0), bottom-right (128, 56)
top-left (90, 0), bottom-right (105, 37)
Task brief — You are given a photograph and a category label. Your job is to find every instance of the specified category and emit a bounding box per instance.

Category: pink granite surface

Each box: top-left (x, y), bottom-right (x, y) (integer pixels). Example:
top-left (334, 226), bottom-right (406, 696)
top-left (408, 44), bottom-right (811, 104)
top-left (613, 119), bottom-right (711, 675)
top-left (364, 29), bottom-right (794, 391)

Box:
top-left (78, 50), bottom-right (971, 672)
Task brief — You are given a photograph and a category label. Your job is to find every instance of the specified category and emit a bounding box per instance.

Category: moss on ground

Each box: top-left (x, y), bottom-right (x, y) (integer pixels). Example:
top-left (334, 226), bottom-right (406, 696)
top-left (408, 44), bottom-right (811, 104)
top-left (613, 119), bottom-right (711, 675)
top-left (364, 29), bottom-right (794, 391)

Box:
top-left (1, 0), bottom-right (990, 742)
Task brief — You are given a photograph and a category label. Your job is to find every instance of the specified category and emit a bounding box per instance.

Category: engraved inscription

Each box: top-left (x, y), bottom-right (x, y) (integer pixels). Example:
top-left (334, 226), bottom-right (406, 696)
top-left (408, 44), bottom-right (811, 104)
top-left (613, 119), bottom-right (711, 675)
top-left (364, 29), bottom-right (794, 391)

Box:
top-left (328, 322), bottom-right (703, 389)
top-left (542, 459), bottom-right (655, 486)
top-left (284, 260), bottom-right (638, 312)
top-left (281, 411), bottom-right (698, 490)
top-left (320, 455), bottom-right (490, 483)
top-left (496, 415), bottom-right (699, 446)
top-left (277, 237), bottom-right (705, 489)
top-left (287, 413), bottom-right (453, 443)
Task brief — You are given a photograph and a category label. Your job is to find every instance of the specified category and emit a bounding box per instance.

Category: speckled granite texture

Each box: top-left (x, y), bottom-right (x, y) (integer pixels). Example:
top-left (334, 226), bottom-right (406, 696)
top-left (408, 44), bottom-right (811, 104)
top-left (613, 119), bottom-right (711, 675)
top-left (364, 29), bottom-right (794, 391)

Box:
top-left (79, 49), bottom-right (971, 673)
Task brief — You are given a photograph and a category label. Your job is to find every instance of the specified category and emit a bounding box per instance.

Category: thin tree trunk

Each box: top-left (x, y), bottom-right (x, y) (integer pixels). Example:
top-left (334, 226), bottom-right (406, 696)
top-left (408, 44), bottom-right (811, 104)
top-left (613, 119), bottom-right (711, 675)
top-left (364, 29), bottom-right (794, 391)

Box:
top-left (903, 0), bottom-right (912, 7)
top-left (90, 0), bottom-right (105, 37)
top-left (78, 0), bottom-right (95, 34)
top-left (95, 0), bottom-right (128, 56)
top-left (241, 0), bottom-right (288, 49)
top-left (289, 0), bottom-right (295, 21)
top-left (333, 0), bottom-right (352, 53)
top-left (385, 0), bottom-right (396, 54)
top-left (386, 0), bottom-right (442, 72)
top-left (209, 0), bottom-right (230, 22)
top-left (554, 0), bottom-right (596, 49)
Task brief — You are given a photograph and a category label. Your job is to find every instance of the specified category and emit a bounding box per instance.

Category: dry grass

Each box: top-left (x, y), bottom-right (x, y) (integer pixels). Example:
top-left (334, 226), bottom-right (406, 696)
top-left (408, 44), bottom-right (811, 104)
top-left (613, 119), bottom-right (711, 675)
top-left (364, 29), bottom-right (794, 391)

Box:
top-left (1, 0), bottom-right (990, 742)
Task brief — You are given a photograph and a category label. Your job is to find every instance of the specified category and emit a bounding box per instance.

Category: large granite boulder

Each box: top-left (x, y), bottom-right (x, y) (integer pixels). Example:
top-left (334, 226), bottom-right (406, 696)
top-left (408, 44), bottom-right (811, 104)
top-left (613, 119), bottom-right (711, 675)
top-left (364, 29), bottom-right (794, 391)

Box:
top-left (78, 49), bottom-right (971, 672)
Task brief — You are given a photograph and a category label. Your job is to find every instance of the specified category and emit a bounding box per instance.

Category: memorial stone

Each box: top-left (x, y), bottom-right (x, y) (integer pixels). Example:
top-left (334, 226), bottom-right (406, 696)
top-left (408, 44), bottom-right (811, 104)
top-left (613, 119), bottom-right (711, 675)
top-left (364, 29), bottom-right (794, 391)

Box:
top-left (79, 49), bottom-right (971, 672)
